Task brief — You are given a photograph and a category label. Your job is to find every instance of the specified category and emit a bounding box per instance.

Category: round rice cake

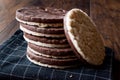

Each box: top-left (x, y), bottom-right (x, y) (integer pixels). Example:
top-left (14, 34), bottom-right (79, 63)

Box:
top-left (64, 8), bottom-right (105, 65)
top-left (20, 23), bottom-right (64, 34)
top-left (27, 49), bottom-right (80, 69)
top-left (20, 23), bottom-right (65, 38)
top-left (16, 7), bottom-right (67, 27)
top-left (28, 43), bottom-right (76, 59)
top-left (24, 33), bottom-right (69, 48)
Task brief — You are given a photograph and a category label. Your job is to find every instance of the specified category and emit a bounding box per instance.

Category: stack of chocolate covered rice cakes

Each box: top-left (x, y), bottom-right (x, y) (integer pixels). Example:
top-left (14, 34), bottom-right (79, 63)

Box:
top-left (16, 7), bottom-right (79, 69)
top-left (16, 7), bottom-right (105, 69)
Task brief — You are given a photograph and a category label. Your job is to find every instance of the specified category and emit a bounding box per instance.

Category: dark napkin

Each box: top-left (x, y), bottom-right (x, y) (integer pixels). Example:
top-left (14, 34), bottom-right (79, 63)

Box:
top-left (0, 30), bottom-right (113, 80)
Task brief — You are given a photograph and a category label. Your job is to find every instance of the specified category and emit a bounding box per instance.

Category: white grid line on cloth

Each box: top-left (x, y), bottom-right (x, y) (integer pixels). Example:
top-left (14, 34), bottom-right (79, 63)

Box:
top-left (93, 70), bottom-right (97, 80)
top-left (0, 34), bottom-right (18, 47)
top-left (0, 34), bottom-right (22, 66)
top-left (66, 71), bottom-right (80, 80)
top-left (6, 47), bottom-right (25, 52)
top-left (82, 72), bottom-right (111, 80)
top-left (96, 50), bottom-right (113, 80)
top-left (57, 67), bottom-right (110, 76)
top-left (6, 38), bottom-right (27, 49)
top-left (0, 70), bottom-right (110, 80)
top-left (7, 44), bottom-right (26, 51)
top-left (9, 37), bottom-right (25, 45)
top-left (64, 71), bottom-right (68, 80)
top-left (0, 32), bottom-right (24, 52)
top-left (0, 60), bottom-right (39, 68)
top-left (9, 37), bottom-right (25, 55)
top-left (64, 69), bottom-right (82, 80)
top-left (50, 69), bottom-right (55, 80)
top-left (96, 76), bottom-right (110, 80)
top-left (5, 32), bottom-right (23, 47)
top-left (0, 71), bottom-right (34, 80)
top-left (21, 40), bottom-right (27, 46)
top-left (108, 50), bottom-right (113, 80)
top-left (2, 54), bottom-right (23, 59)
top-left (23, 62), bottom-right (32, 79)
top-left (0, 47), bottom-right (26, 55)
top-left (6, 46), bottom-right (26, 51)
top-left (109, 51), bottom-right (113, 80)
top-left (0, 37), bottom-right (18, 54)
top-left (78, 67), bottom-right (84, 80)
top-left (8, 39), bottom-right (25, 51)
top-left (0, 39), bottom-right (27, 62)
top-left (36, 67), bottom-right (42, 80)
top-left (9, 53), bottom-right (26, 80)
top-left (7, 46), bottom-right (26, 51)
top-left (58, 67), bottom-right (111, 80)
top-left (1, 48), bottom-right (26, 58)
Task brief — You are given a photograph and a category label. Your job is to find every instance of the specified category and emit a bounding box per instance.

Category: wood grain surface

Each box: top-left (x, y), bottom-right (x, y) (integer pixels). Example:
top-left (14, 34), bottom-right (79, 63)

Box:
top-left (0, 0), bottom-right (34, 44)
top-left (90, 0), bottom-right (120, 61)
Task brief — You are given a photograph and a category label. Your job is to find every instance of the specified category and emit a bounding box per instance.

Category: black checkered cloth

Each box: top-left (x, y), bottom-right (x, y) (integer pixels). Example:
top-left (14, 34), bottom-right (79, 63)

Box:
top-left (0, 30), bottom-right (113, 80)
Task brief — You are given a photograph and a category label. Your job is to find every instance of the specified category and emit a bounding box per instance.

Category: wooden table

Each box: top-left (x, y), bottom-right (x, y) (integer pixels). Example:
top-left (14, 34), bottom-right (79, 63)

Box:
top-left (0, 0), bottom-right (119, 80)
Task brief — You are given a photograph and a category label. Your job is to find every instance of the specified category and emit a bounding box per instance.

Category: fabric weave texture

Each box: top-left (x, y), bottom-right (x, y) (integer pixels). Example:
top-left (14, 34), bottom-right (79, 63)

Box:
top-left (0, 30), bottom-right (113, 80)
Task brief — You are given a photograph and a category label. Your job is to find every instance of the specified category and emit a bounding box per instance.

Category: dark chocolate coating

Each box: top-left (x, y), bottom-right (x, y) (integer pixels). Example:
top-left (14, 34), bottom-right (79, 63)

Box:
top-left (21, 23), bottom-right (64, 34)
top-left (16, 7), bottom-right (67, 23)
top-left (24, 33), bottom-right (68, 44)
top-left (28, 43), bottom-right (75, 57)
top-left (27, 49), bottom-right (80, 66)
